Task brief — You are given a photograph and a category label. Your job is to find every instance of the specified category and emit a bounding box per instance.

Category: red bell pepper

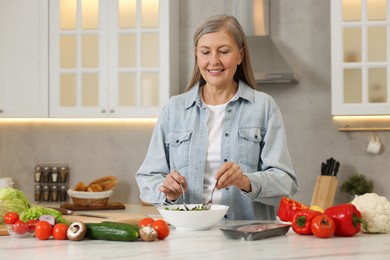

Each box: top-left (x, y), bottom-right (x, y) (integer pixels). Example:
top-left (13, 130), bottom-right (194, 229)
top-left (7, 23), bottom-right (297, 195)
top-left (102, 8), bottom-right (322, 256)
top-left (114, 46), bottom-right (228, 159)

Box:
top-left (324, 204), bottom-right (367, 237)
top-left (292, 210), bottom-right (322, 235)
top-left (277, 197), bottom-right (309, 222)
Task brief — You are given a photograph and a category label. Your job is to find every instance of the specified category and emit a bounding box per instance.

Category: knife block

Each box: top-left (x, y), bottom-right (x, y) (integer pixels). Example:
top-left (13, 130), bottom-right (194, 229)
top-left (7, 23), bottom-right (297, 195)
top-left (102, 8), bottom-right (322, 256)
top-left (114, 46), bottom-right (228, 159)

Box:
top-left (310, 176), bottom-right (338, 210)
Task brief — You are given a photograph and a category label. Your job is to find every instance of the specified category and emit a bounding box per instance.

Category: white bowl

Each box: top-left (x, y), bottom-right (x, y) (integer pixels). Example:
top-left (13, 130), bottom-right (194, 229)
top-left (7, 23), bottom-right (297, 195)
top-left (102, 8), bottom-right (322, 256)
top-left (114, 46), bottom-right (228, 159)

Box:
top-left (67, 189), bottom-right (113, 206)
top-left (158, 204), bottom-right (229, 231)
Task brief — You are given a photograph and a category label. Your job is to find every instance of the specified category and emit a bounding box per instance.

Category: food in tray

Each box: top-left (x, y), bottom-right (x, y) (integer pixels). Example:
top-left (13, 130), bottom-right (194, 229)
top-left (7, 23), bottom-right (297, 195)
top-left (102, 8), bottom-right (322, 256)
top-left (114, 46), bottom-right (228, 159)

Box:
top-left (220, 223), bottom-right (291, 241)
top-left (236, 223), bottom-right (289, 233)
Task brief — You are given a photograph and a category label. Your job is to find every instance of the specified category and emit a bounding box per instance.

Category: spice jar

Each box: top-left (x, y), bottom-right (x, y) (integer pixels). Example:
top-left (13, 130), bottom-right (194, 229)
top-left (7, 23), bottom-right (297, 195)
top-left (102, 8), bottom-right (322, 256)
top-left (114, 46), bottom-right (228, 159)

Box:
top-left (51, 167), bottom-right (59, 183)
top-left (51, 185), bottom-right (59, 201)
top-left (42, 185), bottom-right (50, 201)
top-left (34, 166), bottom-right (42, 183)
top-left (42, 166), bottom-right (51, 183)
top-left (59, 185), bottom-right (68, 202)
top-left (34, 185), bottom-right (42, 201)
top-left (59, 166), bottom-right (69, 183)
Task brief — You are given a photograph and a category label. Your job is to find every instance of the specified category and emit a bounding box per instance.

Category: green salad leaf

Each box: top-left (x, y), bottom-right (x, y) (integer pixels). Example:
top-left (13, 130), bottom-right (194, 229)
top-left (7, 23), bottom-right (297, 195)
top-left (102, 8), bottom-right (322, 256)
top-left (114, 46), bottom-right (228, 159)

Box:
top-left (19, 206), bottom-right (69, 225)
top-left (0, 188), bottom-right (31, 224)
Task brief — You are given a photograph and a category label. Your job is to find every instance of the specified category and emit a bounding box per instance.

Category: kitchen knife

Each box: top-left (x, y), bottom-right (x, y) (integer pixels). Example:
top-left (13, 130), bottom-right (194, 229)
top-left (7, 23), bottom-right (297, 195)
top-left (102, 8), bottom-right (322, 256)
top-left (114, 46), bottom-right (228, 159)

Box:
top-left (333, 161), bottom-right (340, 177)
top-left (324, 159), bottom-right (331, 176)
top-left (321, 162), bottom-right (326, 175)
top-left (328, 158), bottom-right (335, 176)
top-left (51, 208), bottom-right (111, 219)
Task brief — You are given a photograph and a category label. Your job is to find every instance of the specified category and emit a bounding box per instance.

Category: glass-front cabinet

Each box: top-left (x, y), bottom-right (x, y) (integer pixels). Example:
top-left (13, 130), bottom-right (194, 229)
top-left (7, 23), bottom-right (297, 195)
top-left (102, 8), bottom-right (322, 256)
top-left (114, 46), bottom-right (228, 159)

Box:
top-left (50, 0), bottom-right (179, 117)
top-left (331, 0), bottom-right (390, 115)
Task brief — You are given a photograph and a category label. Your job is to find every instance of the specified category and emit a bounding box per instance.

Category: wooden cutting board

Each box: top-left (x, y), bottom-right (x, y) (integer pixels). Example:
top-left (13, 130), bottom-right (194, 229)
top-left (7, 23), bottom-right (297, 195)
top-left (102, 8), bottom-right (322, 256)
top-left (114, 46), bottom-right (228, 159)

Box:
top-left (0, 224), bottom-right (9, 236)
top-left (60, 202), bottom-right (125, 211)
top-left (62, 212), bottom-right (147, 225)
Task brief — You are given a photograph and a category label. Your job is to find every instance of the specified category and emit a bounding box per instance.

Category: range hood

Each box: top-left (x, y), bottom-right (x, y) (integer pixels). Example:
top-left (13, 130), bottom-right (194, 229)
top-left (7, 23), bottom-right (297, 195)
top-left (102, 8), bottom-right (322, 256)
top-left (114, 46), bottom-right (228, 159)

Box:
top-left (233, 0), bottom-right (299, 84)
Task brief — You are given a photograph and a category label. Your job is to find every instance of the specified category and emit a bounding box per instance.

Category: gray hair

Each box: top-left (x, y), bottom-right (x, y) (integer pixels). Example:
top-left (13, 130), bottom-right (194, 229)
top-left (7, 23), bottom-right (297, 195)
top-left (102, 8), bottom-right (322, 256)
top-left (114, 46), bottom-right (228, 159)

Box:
top-left (186, 14), bottom-right (257, 91)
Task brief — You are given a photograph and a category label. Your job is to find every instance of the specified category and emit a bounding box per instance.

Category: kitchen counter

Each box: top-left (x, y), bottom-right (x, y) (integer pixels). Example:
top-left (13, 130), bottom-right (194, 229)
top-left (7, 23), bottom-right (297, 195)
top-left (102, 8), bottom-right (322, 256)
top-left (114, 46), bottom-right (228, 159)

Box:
top-left (1, 204), bottom-right (390, 260)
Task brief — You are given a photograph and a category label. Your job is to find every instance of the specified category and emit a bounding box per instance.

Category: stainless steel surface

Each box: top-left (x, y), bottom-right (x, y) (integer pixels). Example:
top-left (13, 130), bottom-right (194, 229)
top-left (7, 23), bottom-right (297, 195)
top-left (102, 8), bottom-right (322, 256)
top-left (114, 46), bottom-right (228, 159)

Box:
top-left (233, 0), bottom-right (299, 84)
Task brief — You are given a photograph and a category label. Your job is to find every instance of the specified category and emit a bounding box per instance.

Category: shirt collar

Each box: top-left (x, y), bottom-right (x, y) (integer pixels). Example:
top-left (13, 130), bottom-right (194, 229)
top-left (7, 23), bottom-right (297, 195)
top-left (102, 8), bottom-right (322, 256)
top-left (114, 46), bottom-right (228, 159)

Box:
top-left (184, 80), bottom-right (255, 109)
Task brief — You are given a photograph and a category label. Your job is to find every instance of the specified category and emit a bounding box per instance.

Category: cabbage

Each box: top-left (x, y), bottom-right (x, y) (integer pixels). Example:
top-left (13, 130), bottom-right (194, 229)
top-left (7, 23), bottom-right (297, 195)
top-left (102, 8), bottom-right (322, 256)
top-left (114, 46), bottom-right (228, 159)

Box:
top-left (0, 188), bottom-right (31, 224)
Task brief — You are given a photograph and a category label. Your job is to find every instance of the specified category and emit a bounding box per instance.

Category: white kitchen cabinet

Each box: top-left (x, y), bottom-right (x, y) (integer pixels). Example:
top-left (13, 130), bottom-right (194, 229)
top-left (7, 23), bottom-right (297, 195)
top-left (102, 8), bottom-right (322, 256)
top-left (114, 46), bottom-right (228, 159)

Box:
top-left (49, 0), bottom-right (179, 118)
top-left (331, 0), bottom-right (390, 115)
top-left (0, 0), bottom-right (48, 117)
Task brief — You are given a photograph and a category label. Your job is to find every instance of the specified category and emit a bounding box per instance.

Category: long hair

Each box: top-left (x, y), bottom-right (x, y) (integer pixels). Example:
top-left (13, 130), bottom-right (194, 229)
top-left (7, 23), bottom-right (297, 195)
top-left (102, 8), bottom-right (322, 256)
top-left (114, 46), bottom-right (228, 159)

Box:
top-left (185, 14), bottom-right (257, 91)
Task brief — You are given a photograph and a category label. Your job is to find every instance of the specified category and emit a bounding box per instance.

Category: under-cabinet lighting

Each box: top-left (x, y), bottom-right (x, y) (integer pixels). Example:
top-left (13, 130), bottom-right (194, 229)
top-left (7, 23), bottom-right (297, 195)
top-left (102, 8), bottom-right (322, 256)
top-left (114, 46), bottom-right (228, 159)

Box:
top-left (333, 115), bottom-right (390, 121)
top-left (0, 118), bottom-right (157, 125)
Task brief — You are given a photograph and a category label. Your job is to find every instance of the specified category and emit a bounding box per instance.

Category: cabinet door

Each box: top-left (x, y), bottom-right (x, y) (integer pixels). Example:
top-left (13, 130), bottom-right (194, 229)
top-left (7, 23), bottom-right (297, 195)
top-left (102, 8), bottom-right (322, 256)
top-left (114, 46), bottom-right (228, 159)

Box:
top-left (49, 0), bottom-right (179, 118)
top-left (331, 0), bottom-right (390, 115)
top-left (0, 0), bottom-right (48, 117)
top-left (49, 0), bottom-right (108, 117)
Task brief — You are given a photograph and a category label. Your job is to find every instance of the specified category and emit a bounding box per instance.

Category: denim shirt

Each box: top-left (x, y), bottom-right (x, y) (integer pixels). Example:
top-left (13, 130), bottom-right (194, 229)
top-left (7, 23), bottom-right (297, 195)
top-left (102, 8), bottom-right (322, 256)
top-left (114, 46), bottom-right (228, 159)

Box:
top-left (136, 81), bottom-right (299, 220)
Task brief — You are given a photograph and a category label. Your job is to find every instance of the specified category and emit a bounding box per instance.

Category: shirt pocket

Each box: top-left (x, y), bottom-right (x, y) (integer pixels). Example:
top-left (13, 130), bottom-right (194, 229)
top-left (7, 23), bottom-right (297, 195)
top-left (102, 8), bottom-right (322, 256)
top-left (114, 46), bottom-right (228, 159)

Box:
top-left (166, 131), bottom-right (192, 170)
top-left (238, 127), bottom-right (262, 170)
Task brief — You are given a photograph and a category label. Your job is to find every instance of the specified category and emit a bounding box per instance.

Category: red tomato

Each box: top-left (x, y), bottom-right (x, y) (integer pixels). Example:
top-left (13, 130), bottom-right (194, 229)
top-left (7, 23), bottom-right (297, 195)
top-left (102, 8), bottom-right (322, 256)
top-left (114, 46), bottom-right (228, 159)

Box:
top-left (138, 217), bottom-right (155, 227)
top-left (152, 219), bottom-right (170, 240)
top-left (3, 212), bottom-right (19, 224)
top-left (27, 219), bottom-right (39, 233)
top-left (13, 220), bottom-right (29, 234)
top-left (311, 215), bottom-right (336, 238)
top-left (52, 223), bottom-right (69, 240)
top-left (35, 221), bottom-right (53, 240)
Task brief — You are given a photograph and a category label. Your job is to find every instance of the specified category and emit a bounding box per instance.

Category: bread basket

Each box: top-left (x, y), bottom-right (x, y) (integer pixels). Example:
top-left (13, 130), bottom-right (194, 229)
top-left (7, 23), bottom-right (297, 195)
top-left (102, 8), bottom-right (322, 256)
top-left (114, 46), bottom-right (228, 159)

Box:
top-left (67, 189), bottom-right (113, 206)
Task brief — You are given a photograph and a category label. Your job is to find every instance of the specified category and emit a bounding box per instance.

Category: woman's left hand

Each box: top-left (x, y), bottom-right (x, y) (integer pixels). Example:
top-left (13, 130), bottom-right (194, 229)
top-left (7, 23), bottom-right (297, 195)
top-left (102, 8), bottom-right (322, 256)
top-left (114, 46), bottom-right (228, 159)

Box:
top-left (215, 161), bottom-right (252, 192)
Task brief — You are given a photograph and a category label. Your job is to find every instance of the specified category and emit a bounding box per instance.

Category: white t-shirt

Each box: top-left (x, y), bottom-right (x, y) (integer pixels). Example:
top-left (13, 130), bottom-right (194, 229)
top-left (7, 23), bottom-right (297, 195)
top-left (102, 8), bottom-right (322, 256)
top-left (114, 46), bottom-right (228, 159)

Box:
top-left (203, 102), bottom-right (227, 204)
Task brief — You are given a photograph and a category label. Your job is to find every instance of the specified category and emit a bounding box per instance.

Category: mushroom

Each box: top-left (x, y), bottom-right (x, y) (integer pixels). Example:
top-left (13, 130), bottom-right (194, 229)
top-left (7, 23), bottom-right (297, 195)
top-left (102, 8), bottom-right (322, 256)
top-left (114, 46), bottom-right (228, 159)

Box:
top-left (67, 222), bottom-right (87, 241)
top-left (139, 225), bottom-right (158, 242)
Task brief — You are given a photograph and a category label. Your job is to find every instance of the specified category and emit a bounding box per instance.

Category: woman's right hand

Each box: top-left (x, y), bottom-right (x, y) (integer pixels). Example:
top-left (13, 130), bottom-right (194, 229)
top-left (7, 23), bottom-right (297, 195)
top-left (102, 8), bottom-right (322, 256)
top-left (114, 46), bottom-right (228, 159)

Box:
top-left (159, 170), bottom-right (187, 201)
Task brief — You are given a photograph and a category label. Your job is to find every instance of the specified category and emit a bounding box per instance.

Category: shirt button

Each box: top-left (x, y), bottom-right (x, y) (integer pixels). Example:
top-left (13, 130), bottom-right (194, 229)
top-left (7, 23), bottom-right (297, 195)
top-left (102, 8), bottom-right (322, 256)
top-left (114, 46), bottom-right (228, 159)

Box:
top-left (176, 140), bottom-right (179, 143)
top-left (225, 133), bottom-right (229, 137)
top-left (227, 109), bottom-right (232, 113)
top-left (255, 135), bottom-right (258, 139)
top-left (223, 159), bottom-right (228, 162)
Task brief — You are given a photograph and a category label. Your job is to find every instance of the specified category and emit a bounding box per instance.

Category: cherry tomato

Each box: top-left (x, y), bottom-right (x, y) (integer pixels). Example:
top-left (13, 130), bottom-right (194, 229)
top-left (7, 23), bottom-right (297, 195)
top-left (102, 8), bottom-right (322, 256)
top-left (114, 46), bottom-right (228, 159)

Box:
top-left (13, 220), bottom-right (29, 234)
top-left (152, 219), bottom-right (170, 240)
top-left (35, 221), bottom-right (53, 240)
top-left (52, 223), bottom-right (69, 240)
top-left (27, 219), bottom-right (39, 233)
top-left (3, 212), bottom-right (19, 224)
top-left (138, 217), bottom-right (155, 227)
top-left (311, 215), bottom-right (336, 238)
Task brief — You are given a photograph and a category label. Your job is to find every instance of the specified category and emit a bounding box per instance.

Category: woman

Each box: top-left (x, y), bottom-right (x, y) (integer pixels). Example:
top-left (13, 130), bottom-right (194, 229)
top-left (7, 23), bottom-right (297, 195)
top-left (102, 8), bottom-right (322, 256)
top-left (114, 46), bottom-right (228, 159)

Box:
top-left (136, 14), bottom-right (298, 220)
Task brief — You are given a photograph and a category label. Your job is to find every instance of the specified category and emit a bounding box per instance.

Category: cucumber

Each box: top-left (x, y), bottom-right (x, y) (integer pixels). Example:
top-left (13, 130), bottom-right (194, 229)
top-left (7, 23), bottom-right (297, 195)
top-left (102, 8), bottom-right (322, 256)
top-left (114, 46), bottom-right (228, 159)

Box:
top-left (85, 222), bottom-right (139, 242)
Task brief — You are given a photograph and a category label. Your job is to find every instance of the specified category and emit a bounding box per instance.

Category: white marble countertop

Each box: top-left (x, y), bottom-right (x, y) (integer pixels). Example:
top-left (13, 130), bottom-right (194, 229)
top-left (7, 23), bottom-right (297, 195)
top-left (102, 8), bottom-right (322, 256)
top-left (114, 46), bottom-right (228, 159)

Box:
top-left (1, 204), bottom-right (390, 260)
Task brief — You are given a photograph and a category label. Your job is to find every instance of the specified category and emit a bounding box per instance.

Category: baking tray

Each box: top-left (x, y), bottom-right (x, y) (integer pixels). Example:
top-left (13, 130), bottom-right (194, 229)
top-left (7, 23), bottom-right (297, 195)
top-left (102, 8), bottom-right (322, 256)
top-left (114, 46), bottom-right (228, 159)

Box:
top-left (220, 223), bottom-right (291, 241)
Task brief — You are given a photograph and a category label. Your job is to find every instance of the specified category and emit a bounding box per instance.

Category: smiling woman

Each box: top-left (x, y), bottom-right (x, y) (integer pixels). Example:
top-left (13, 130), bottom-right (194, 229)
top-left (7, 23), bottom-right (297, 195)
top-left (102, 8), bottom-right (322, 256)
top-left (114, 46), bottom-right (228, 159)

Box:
top-left (136, 14), bottom-right (299, 221)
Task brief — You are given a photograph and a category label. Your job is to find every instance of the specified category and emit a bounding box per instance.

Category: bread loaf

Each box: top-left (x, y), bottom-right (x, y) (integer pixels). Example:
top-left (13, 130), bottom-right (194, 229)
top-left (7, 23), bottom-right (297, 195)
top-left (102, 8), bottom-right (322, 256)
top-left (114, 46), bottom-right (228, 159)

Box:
top-left (73, 175), bottom-right (118, 192)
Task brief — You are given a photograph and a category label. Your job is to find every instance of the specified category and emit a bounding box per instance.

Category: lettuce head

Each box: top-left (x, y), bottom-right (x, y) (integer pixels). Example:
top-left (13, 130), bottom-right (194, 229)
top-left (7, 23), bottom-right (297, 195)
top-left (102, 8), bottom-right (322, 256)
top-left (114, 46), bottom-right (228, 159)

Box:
top-left (0, 188), bottom-right (31, 224)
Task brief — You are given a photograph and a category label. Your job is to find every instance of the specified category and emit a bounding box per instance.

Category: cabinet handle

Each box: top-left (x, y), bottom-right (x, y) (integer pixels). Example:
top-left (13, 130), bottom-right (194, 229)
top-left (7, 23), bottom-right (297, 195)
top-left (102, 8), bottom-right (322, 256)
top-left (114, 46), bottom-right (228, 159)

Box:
top-left (101, 109), bottom-right (106, 113)
top-left (109, 109), bottom-right (115, 113)
top-left (0, 109), bottom-right (3, 113)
